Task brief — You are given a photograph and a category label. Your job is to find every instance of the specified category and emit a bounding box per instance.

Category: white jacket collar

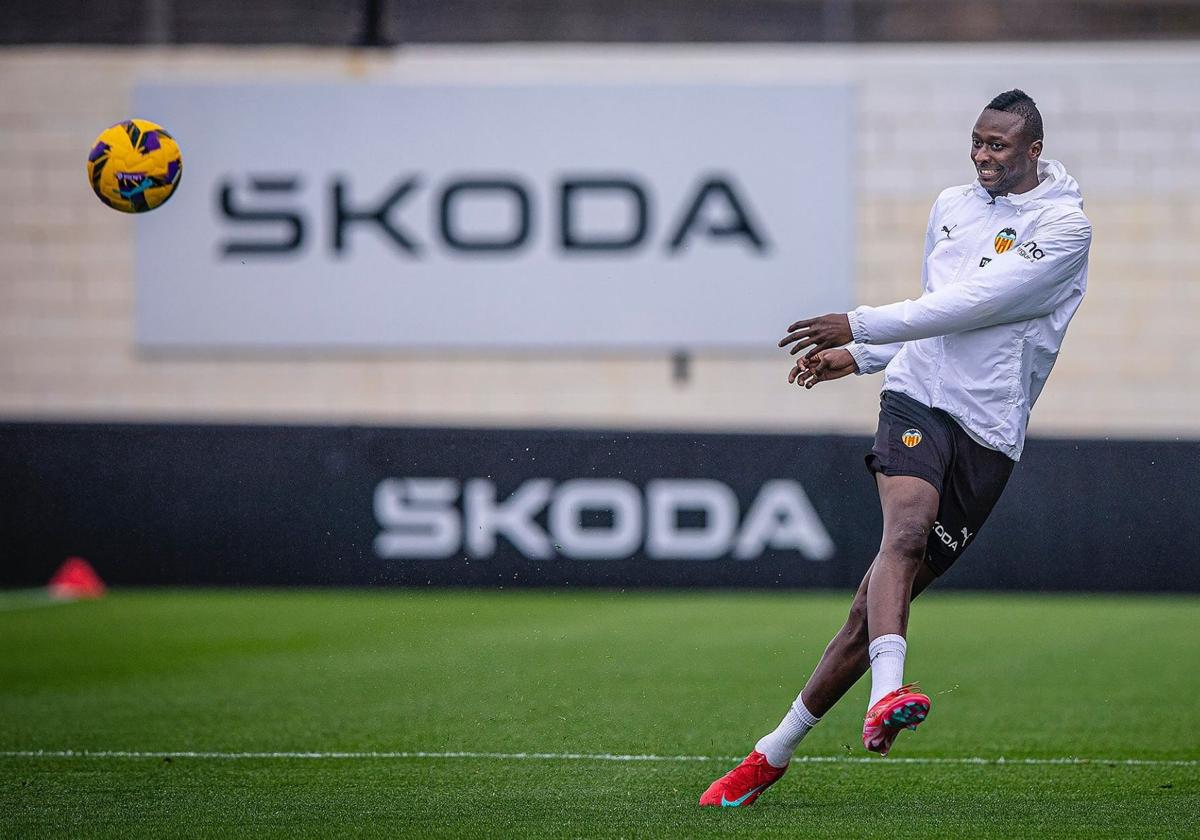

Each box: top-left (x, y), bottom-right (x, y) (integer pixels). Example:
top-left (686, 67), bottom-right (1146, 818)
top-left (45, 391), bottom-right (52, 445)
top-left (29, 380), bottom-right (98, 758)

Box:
top-left (970, 159), bottom-right (1083, 210)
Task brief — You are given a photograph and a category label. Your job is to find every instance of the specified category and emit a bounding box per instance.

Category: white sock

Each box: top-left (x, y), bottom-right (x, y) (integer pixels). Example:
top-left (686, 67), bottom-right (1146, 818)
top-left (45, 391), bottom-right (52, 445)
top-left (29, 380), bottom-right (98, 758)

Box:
top-left (754, 694), bottom-right (821, 768)
top-left (868, 634), bottom-right (907, 709)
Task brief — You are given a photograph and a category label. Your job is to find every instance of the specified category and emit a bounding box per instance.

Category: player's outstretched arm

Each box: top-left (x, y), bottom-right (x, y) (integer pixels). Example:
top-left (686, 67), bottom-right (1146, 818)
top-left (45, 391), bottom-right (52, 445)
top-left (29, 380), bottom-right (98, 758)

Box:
top-left (788, 349), bottom-right (858, 389)
top-left (849, 213), bottom-right (1091, 346)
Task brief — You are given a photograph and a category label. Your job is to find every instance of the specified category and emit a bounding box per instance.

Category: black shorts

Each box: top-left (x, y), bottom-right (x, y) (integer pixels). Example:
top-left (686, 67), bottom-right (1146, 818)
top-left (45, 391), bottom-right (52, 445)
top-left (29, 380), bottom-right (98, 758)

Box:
top-left (866, 390), bottom-right (1015, 576)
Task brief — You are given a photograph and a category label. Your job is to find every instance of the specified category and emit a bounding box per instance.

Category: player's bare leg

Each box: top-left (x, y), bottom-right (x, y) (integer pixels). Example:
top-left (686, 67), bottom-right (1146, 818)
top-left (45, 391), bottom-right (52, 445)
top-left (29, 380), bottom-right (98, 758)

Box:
top-left (799, 549), bottom-right (938, 717)
top-left (859, 474), bottom-right (938, 753)
top-left (786, 473), bottom-right (939, 722)
top-left (701, 475), bottom-right (939, 805)
top-left (866, 474), bottom-right (939, 640)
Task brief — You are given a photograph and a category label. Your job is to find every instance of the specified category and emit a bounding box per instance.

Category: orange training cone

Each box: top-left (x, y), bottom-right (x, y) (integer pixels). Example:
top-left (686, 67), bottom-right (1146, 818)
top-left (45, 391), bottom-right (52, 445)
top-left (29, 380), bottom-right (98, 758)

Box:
top-left (47, 557), bottom-right (107, 600)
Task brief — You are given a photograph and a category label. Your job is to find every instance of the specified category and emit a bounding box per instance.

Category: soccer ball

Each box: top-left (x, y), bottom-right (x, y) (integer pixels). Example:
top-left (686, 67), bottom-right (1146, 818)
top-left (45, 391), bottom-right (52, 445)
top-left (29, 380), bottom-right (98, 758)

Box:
top-left (86, 119), bottom-right (182, 213)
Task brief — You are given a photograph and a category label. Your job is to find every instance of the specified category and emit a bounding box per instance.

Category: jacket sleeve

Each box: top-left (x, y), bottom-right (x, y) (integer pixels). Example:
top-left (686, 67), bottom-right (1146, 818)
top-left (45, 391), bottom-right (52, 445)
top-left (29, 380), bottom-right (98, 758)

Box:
top-left (848, 341), bottom-right (904, 375)
top-left (848, 212), bottom-right (1090, 345)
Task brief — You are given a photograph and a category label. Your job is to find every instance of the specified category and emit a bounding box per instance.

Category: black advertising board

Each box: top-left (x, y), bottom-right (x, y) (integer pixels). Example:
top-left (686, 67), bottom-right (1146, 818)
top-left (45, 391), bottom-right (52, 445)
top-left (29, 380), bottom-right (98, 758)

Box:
top-left (2, 422), bottom-right (1196, 592)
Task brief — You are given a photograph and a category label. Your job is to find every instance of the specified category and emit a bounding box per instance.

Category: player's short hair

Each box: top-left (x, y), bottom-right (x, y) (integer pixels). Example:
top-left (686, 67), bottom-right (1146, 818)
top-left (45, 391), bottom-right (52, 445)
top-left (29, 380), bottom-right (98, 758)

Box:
top-left (985, 89), bottom-right (1043, 144)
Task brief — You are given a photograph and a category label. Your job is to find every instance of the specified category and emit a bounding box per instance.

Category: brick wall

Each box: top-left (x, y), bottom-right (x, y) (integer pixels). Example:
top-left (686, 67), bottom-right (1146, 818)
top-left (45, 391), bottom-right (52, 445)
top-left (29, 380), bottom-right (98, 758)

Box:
top-left (1, 45), bottom-right (1197, 439)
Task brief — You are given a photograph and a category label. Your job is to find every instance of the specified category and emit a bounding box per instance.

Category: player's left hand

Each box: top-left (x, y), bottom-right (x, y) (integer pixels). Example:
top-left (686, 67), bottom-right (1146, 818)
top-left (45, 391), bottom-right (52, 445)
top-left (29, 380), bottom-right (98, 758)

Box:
top-left (789, 348), bottom-right (858, 388)
top-left (778, 314), bottom-right (853, 356)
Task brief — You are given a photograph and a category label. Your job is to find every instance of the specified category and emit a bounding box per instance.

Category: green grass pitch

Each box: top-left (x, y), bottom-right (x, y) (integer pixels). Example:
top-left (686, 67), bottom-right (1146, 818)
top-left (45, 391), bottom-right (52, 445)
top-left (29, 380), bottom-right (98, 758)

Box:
top-left (1, 589), bottom-right (1197, 838)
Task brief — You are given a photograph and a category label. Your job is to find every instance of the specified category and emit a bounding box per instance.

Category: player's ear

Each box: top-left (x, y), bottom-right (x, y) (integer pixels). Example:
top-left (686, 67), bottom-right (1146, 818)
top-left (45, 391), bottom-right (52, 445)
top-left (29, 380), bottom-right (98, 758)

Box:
top-left (1028, 138), bottom-right (1043, 161)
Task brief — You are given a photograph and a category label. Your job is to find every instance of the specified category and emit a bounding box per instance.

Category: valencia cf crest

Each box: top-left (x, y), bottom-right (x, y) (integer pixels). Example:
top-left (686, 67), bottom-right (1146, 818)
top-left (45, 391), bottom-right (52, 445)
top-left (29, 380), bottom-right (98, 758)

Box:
top-left (994, 228), bottom-right (1017, 254)
top-left (902, 428), bottom-right (923, 448)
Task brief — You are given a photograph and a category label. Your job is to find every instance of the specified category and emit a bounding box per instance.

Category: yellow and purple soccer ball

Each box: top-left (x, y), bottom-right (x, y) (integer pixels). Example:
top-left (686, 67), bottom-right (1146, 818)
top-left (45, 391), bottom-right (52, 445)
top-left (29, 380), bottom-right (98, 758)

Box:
top-left (86, 119), bottom-right (182, 213)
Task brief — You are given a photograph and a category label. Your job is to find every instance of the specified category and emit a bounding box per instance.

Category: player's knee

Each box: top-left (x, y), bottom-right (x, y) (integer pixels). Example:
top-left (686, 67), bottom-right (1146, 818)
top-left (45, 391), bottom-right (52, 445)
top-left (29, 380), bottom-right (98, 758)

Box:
top-left (881, 518), bottom-right (931, 565)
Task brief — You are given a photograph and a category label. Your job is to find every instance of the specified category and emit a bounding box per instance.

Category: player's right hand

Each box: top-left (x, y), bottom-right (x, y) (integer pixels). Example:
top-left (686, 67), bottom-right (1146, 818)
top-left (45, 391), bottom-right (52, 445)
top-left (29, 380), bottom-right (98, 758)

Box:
top-left (789, 349), bottom-right (858, 389)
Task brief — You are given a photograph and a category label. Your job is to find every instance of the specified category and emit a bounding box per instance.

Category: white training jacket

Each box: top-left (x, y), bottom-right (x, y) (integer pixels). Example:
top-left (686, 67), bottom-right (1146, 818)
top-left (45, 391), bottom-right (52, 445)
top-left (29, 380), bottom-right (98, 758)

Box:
top-left (846, 159), bottom-right (1090, 461)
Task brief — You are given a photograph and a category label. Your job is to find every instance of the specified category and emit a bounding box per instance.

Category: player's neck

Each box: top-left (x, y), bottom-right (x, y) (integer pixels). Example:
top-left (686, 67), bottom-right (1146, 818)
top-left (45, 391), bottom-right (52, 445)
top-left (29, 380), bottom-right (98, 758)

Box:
top-left (988, 171), bottom-right (1041, 199)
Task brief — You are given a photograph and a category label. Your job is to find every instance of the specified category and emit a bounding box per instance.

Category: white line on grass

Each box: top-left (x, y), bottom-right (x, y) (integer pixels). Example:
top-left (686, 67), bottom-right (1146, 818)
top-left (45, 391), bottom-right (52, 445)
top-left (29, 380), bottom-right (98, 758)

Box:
top-left (0, 590), bottom-right (71, 612)
top-left (1, 750), bottom-right (1195, 767)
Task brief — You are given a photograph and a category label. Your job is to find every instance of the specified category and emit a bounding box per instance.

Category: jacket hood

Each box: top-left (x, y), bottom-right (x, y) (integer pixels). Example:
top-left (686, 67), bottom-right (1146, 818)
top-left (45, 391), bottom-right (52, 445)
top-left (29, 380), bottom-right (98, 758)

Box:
top-left (972, 159), bottom-right (1083, 211)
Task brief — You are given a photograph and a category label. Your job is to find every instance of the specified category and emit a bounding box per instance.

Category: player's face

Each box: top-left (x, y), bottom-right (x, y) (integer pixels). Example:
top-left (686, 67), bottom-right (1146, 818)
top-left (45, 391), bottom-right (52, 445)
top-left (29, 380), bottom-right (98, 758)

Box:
top-left (970, 109), bottom-right (1042, 196)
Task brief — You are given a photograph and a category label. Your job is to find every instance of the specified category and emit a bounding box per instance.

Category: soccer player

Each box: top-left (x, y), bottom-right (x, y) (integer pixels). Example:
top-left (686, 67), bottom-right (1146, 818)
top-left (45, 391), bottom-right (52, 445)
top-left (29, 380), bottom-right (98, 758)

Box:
top-left (701, 89), bottom-right (1091, 807)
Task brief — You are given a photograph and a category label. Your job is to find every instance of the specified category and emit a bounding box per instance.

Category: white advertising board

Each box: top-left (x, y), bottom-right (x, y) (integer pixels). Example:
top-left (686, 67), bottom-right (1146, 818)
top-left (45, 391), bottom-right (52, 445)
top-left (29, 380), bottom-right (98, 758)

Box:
top-left (134, 83), bottom-right (853, 350)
